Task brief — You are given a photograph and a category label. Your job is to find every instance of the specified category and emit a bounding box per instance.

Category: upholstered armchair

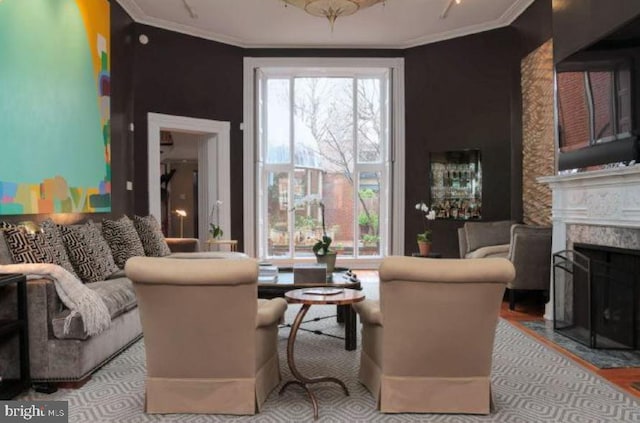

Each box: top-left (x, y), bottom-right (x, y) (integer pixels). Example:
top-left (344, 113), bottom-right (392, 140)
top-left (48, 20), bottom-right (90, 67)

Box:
top-left (353, 256), bottom-right (515, 414)
top-left (506, 224), bottom-right (552, 310)
top-left (125, 257), bottom-right (287, 415)
top-left (458, 220), bottom-right (514, 259)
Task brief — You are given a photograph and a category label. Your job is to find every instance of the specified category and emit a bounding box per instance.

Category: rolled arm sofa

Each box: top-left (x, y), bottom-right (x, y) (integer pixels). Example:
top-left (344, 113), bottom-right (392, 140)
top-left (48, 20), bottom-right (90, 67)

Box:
top-left (0, 228), bottom-right (244, 386)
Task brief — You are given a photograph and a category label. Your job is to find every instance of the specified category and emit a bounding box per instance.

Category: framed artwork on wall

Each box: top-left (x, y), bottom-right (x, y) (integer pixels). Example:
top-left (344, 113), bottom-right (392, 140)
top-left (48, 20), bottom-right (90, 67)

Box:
top-left (0, 0), bottom-right (111, 215)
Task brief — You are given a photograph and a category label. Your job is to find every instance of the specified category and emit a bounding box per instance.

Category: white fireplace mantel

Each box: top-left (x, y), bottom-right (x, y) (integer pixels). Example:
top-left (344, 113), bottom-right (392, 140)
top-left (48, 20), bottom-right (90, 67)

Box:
top-left (537, 164), bottom-right (640, 320)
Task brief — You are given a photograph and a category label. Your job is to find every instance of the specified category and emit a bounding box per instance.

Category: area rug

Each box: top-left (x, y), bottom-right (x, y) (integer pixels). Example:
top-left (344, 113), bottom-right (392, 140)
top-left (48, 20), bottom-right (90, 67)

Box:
top-left (520, 320), bottom-right (640, 368)
top-left (18, 290), bottom-right (640, 422)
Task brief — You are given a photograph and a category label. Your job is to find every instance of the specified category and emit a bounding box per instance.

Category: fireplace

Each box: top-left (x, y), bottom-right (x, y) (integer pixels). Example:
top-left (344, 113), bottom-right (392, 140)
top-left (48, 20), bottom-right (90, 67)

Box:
top-left (539, 165), bottom-right (640, 322)
top-left (553, 244), bottom-right (639, 349)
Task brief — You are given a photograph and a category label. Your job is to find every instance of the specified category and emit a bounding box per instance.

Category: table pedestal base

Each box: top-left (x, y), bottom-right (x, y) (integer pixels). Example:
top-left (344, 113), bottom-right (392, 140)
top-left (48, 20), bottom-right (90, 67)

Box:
top-left (280, 303), bottom-right (350, 419)
top-left (279, 378), bottom-right (349, 420)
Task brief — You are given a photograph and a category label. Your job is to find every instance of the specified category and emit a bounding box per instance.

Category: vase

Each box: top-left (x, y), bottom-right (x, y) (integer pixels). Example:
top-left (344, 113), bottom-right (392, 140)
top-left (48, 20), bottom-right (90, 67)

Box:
top-left (417, 241), bottom-right (431, 256)
top-left (316, 251), bottom-right (337, 274)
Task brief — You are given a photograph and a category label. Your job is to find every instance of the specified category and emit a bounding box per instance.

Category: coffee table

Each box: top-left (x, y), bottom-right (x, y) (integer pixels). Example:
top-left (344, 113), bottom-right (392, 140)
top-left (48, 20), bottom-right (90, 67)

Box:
top-left (280, 288), bottom-right (366, 419)
top-left (257, 267), bottom-right (362, 351)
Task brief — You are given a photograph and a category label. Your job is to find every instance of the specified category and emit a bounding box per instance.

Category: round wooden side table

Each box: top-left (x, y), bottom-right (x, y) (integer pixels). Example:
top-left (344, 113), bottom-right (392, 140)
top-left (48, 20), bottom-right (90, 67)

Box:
top-left (281, 288), bottom-right (366, 420)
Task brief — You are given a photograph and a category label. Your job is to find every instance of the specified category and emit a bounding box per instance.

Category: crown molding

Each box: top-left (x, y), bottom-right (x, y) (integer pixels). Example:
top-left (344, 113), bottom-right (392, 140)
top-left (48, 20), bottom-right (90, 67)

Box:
top-left (402, 0), bottom-right (536, 49)
top-left (501, 0), bottom-right (537, 25)
top-left (116, 0), bottom-right (536, 50)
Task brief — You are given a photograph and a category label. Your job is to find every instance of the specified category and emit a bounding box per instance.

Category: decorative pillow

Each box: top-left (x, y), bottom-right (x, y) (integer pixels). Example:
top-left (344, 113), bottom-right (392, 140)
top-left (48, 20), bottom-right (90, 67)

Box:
top-left (3, 226), bottom-right (55, 264)
top-left (40, 219), bottom-right (79, 278)
top-left (133, 215), bottom-right (172, 257)
top-left (0, 221), bottom-right (15, 230)
top-left (102, 216), bottom-right (146, 268)
top-left (0, 221), bottom-right (16, 264)
top-left (60, 221), bottom-right (119, 283)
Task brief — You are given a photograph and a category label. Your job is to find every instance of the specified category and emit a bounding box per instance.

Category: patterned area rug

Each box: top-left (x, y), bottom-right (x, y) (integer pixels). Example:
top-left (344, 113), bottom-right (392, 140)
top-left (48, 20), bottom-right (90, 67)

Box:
top-left (19, 283), bottom-right (640, 422)
top-left (520, 320), bottom-right (640, 368)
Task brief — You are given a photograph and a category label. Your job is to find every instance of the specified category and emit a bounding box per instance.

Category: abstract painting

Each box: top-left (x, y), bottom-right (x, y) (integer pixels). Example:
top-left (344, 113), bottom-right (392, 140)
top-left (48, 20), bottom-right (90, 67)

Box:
top-left (0, 0), bottom-right (111, 215)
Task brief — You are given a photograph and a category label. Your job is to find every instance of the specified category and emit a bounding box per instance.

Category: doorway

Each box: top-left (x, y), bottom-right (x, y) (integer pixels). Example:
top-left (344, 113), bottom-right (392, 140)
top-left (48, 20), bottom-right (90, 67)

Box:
top-left (160, 131), bottom-right (200, 238)
top-left (148, 113), bottom-right (231, 247)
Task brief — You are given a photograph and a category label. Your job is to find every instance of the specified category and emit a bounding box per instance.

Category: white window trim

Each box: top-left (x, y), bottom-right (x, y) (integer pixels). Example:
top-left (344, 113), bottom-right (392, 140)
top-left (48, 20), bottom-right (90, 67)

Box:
top-left (243, 57), bottom-right (405, 267)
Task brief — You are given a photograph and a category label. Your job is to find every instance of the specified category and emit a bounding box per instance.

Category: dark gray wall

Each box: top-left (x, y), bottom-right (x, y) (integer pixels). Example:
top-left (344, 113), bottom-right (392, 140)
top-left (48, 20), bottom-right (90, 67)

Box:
top-left (553, 0), bottom-right (640, 62)
top-left (131, 25), bottom-right (244, 242)
top-left (404, 28), bottom-right (519, 257)
top-left (2, 0), bottom-right (553, 259)
top-left (110, 0), bottom-right (136, 218)
top-left (129, 1), bottom-right (552, 257)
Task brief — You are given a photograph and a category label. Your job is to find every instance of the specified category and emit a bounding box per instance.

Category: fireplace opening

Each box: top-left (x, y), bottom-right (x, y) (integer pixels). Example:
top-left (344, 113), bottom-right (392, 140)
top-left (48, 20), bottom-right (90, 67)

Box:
top-left (553, 244), bottom-right (639, 349)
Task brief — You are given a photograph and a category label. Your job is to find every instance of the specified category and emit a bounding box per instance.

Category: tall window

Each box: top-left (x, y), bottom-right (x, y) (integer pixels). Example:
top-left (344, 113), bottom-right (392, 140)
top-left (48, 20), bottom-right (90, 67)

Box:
top-left (256, 68), bottom-right (391, 261)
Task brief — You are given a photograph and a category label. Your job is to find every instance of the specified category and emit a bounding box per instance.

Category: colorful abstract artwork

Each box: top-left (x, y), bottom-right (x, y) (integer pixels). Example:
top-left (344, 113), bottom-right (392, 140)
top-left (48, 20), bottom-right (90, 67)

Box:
top-left (0, 0), bottom-right (111, 215)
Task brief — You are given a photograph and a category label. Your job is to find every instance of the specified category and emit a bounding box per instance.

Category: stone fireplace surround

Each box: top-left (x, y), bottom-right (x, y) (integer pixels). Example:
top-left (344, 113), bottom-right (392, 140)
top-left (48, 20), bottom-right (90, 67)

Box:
top-left (539, 165), bottom-right (640, 320)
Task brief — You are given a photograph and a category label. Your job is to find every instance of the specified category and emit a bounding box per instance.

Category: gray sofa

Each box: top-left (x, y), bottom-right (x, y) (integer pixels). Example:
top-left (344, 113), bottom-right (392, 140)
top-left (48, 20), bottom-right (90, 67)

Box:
top-left (0, 232), bottom-right (239, 386)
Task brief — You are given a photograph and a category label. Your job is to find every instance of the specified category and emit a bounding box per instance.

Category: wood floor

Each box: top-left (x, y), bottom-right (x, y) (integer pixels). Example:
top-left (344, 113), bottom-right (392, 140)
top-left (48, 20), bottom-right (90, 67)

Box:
top-left (501, 296), bottom-right (640, 399)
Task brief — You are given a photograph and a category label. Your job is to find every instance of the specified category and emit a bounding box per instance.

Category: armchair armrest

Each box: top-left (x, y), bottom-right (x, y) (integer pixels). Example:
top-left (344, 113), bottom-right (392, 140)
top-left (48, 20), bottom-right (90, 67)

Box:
top-left (256, 298), bottom-right (287, 328)
top-left (507, 224), bottom-right (552, 262)
top-left (507, 224), bottom-right (552, 290)
top-left (165, 237), bottom-right (200, 253)
top-left (353, 299), bottom-right (382, 326)
top-left (458, 227), bottom-right (468, 258)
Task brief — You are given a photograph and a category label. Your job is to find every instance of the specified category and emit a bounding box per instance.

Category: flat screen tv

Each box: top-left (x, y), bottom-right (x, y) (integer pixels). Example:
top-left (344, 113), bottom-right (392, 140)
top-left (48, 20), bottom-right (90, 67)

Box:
top-left (555, 19), bottom-right (640, 171)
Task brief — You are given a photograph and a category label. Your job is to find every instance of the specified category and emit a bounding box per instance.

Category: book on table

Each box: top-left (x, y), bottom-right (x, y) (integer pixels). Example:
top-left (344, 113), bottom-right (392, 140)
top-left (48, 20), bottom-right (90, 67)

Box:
top-left (258, 263), bottom-right (278, 282)
top-left (302, 287), bottom-right (344, 295)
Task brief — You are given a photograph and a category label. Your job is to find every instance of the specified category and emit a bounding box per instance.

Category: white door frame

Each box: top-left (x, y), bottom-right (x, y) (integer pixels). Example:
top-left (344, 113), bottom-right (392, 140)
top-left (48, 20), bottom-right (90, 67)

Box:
top-left (148, 113), bottom-right (231, 247)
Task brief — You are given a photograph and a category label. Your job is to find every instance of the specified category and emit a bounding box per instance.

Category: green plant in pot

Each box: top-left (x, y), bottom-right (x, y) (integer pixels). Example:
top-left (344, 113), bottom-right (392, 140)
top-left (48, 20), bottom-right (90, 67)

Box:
top-left (208, 200), bottom-right (224, 240)
top-left (312, 201), bottom-right (337, 273)
top-left (209, 223), bottom-right (223, 240)
top-left (415, 202), bottom-right (436, 256)
top-left (295, 194), bottom-right (337, 273)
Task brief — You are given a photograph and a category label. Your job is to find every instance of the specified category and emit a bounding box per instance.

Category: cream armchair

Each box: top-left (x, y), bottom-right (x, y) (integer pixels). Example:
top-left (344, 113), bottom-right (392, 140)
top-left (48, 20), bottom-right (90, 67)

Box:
top-left (354, 256), bottom-right (515, 414)
top-left (125, 257), bottom-right (287, 415)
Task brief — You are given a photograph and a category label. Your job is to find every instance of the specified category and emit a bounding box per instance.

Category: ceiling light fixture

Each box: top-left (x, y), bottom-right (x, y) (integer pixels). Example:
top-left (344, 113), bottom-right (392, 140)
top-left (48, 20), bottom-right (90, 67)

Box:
top-left (440, 0), bottom-right (461, 19)
top-left (282, 0), bottom-right (386, 29)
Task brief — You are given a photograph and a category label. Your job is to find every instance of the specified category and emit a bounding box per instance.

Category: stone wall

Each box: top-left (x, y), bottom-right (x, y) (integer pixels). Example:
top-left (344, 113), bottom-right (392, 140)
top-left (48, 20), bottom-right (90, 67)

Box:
top-left (521, 39), bottom-right (554, 226)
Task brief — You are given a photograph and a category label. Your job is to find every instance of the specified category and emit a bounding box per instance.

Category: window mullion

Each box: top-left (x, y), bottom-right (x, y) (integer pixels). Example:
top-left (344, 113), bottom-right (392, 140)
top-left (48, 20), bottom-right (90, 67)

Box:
top-left (353, 77), bottom-right (359, 258)
top-left (380, 74), bottom-right (390, 257)
top-left (288, 76), bottom-right (296, 258)
top-left (258, 73), bottom-right (267, 259)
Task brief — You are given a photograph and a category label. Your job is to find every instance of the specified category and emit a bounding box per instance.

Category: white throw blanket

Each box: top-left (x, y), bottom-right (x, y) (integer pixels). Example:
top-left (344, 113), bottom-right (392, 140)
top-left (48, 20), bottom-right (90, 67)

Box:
top-left (0, 263), bottom-right (111, 336)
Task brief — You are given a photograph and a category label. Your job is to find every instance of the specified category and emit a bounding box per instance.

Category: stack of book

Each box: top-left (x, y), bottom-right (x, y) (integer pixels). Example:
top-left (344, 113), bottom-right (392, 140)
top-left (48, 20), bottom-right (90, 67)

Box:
top-left (258, 262), bottom-right (278, 283)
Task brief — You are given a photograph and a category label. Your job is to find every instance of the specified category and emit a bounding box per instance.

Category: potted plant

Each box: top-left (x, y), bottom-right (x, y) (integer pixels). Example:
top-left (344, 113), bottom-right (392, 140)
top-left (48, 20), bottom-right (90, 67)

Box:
top-left (209, 223), bottom-right (223, 240)
top-left (208, 200), bottom-right (224, 240)
top-left (312, 201), bottom-right (337, 273)
top-left (294, 194), bottom-right (337, 273)
top-left (415, 202), bottom-right (436, 256)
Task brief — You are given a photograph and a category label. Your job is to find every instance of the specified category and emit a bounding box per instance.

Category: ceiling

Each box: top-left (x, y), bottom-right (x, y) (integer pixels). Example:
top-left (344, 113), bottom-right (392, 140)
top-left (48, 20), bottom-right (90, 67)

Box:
top-left (116, 0), bottom-right (536, 49)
